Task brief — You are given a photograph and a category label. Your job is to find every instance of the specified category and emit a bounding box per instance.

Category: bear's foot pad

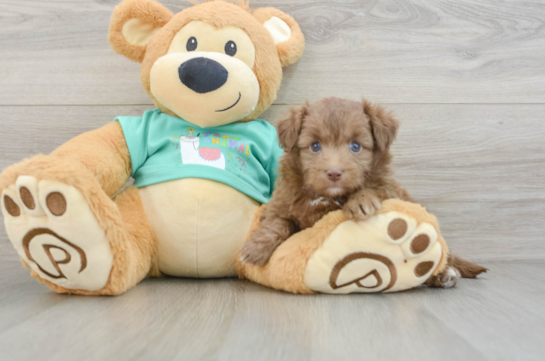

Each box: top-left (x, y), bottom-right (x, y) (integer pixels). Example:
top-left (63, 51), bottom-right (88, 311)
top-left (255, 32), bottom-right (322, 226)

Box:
top-left (305, 211), bottom-right (443, 293)
top-left (1, 176), bottom-right (113, 291)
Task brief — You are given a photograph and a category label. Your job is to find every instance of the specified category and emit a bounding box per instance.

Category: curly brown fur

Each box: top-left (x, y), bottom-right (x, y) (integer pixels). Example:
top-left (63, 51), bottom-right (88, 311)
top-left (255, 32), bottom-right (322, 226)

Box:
top-left (426, 255), bottom-right (488, 288)
top-left (240, 97), bottom-right (410, 265)
top-left (241, 97), bottom-right (488, 288)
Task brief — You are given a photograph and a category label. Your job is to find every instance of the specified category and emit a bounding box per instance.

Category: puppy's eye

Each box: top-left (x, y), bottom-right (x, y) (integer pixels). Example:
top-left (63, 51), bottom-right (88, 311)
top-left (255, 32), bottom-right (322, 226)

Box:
top-left (310, 142), bottom-right (322, 153)
top-left (350, 142), bottom-right (362, 153)
top-left (186, 37), bottom-right (198, 51)
top-left (225, 41), bottom-right (237, 56)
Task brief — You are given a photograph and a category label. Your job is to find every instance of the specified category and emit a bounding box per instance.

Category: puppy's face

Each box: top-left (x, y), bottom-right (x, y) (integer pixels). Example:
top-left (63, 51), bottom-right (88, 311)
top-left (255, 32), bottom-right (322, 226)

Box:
top-left (277, 97), bottom-right (398, 197)
top-left (298, 101), bottom-right (374, 196)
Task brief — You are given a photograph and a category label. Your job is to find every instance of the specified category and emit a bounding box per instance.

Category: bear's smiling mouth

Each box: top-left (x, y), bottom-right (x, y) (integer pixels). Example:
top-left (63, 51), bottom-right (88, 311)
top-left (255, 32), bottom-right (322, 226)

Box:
top-left (215, 92), bottom-right (242, 112)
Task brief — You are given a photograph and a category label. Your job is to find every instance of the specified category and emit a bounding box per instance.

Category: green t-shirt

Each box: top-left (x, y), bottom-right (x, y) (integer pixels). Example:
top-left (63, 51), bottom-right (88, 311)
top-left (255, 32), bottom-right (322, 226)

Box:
top-left (116, 109), bottom-right (283, 204)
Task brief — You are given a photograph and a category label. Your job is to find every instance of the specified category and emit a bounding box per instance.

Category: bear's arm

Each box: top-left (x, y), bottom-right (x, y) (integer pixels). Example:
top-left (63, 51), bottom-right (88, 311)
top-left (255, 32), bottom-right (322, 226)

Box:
top-left (50, 121), bottom-right (131, 197)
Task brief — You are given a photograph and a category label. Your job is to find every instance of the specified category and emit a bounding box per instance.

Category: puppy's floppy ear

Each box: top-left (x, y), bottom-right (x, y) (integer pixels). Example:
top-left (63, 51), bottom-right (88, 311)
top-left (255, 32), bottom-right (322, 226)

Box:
top-left (252, 8), bottom-right (305, 67)
top-left (109, 0), bottom-right (173, 63)
top-left (277, 103), bottom-right (308, 152)
top-left (363, 100), bottom-right (399, 151)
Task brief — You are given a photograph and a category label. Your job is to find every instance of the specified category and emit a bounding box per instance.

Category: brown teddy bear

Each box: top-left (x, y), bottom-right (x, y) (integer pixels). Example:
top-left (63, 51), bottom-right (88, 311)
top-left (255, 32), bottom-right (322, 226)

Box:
top-left (0, 0), bottom-right (483, 295)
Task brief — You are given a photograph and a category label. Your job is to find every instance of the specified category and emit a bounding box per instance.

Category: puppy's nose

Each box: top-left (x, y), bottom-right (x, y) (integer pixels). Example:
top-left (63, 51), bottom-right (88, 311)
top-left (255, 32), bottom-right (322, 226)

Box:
top-left (326, 169), bottom-right (343, 182)
top-left (178, 57), bottom-right (228, 94)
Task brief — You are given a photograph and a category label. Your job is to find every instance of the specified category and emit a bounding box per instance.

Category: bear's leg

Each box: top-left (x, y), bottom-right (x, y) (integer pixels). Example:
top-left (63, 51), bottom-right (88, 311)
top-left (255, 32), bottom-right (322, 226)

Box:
top-left (1, 171), bottom-right (157, 296)
top-left (238, 200), bottom-right (449, 294)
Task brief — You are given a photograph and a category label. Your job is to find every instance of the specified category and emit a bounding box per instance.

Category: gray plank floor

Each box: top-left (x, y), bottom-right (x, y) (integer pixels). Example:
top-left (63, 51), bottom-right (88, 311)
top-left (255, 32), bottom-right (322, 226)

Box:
top-left (0, 244), bottom-right (544, 361)
top-left (1, 0), bottom-right (544, 360)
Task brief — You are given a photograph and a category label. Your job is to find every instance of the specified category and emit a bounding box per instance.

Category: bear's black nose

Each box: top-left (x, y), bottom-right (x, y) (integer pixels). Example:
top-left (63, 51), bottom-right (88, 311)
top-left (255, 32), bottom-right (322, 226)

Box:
top-left (178, 57), bottom-right (228, 94)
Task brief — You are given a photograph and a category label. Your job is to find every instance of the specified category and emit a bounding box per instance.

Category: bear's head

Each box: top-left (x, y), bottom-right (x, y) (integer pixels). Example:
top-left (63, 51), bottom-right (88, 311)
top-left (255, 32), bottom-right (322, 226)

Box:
top-left (108, 0), bottom-right (304, 128)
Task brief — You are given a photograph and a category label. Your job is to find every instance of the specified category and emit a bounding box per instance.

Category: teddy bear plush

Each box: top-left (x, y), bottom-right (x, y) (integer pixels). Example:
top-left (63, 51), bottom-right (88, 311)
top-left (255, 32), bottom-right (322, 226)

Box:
top-left (0, 0), bottom-right (476, 295)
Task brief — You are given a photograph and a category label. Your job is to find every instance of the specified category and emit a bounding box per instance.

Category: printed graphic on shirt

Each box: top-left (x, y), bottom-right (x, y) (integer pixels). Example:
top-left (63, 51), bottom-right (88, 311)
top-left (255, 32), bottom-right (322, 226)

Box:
top-left (179, 132), bottom-right (226, 170)
top-left (173, 127), bottom-right (252, 177)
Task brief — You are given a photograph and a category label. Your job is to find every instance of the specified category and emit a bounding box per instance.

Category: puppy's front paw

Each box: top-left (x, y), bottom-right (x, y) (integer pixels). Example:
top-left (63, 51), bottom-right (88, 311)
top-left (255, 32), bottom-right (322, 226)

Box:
top-left (239, 235), bottom-right (280, 266)
top-left (343, 191), bottom-right (382, 222)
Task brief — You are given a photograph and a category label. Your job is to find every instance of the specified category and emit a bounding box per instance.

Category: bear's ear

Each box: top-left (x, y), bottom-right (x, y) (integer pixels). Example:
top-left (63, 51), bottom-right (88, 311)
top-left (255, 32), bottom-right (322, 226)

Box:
top-left (252, 8), bottom-right (305, 67)
top-left (108, 0), bottom-right (173, 63)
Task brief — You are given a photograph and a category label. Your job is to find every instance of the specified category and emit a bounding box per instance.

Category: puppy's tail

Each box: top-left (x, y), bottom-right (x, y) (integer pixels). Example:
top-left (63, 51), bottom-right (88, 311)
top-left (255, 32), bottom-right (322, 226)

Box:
top-left (450, 255), bottom-right (488, 278)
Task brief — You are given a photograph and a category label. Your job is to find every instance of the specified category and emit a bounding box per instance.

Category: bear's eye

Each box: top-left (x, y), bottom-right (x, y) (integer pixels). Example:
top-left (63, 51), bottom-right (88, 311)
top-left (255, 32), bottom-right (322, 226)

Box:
top-left (225, 41), bottom-right (237, 56)
top-left (350, 141), bottom-right (362, 153)
top-left (310, 142), bottom-right (322, 153)
top-left (186, 37), bottom-right (197, 51)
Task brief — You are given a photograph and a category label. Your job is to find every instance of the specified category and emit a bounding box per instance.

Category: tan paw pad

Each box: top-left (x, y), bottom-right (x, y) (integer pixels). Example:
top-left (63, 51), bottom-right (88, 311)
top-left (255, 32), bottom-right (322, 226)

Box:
top-left (304, 211), bottom-right (443, 294)
top-left (2, 176), bottom-right (113, 291)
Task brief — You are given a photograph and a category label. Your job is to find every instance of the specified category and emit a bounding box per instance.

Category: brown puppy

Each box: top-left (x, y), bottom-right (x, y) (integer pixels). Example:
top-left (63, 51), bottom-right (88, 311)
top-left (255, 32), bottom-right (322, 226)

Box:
top-left (240, 97), bottom-right (487, 288)
top-left (240, 97), bottom-right (409, 262)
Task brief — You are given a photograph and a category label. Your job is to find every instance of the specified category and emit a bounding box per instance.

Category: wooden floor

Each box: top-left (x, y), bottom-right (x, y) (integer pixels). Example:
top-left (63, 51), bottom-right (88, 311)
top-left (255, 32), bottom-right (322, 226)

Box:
top-left (0, 244), bottom-right (544, 361)
top-left (0, 0), bottom-right (544, 360)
